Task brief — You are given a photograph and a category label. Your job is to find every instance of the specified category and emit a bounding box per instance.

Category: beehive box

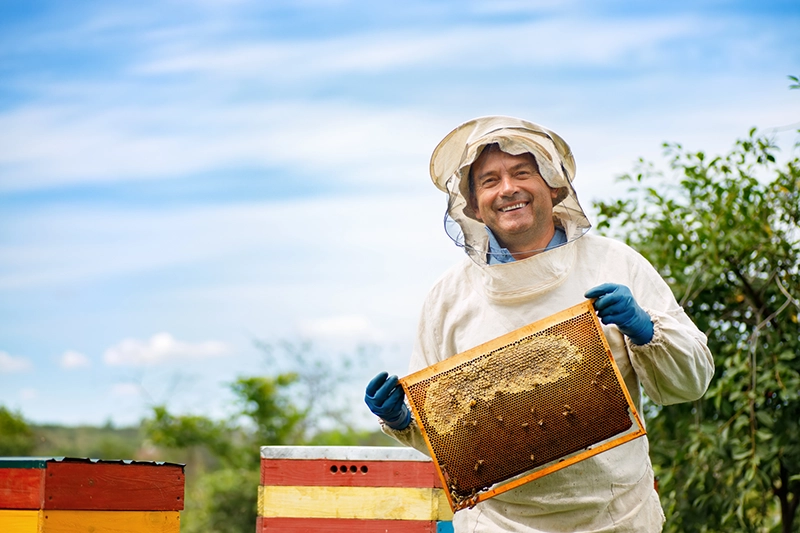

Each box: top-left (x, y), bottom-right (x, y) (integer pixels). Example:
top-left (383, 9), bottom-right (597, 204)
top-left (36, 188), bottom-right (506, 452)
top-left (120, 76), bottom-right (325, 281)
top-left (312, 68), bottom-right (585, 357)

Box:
top-left (258, 446), bottom-right (454, 532)
top-left (400, 300), bottom-right (646, 511)
top-left (0, 457), bottom-right (184, 532)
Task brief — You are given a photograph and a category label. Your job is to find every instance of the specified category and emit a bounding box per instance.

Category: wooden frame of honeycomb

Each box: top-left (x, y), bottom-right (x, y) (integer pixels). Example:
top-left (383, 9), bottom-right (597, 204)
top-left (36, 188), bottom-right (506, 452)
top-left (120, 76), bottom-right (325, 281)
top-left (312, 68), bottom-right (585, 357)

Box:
top-left (399, 300), bottom-right (646, 511)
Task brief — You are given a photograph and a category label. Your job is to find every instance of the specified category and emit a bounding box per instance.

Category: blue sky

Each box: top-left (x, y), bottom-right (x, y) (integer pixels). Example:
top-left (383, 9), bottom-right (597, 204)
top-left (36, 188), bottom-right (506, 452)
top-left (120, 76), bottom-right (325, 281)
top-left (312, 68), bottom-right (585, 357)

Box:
top-left (1, 0), bottom-right (798, 428)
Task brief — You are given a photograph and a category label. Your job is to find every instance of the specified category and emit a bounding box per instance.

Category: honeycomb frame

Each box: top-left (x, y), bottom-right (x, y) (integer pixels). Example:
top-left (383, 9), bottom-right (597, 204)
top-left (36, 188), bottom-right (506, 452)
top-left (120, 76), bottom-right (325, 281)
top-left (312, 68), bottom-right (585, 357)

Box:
top-left (399, 300), bottom-right (646, 511)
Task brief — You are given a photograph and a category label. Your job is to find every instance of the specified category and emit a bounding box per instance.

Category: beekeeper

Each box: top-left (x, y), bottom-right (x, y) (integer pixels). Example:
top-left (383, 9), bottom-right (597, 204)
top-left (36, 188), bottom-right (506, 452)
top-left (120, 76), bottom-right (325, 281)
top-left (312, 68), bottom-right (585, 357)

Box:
top-left (364, 116), bottom-right (714, 533)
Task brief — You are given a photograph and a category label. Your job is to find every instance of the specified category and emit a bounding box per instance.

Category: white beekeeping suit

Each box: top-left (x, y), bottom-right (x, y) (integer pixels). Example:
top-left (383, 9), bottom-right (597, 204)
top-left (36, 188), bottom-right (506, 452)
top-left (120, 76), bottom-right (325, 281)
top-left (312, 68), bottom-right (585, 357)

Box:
top-left (382, 116), bottom-right (714, 533)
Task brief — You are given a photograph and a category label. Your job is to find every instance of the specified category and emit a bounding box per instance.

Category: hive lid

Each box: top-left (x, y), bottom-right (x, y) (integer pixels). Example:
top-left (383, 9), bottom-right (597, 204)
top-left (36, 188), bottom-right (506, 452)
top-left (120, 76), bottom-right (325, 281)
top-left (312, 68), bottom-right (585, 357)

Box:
top-left (0, 457), bottom-right (184, 469)
top-left (399, 300), bottom-right (646, 511)
top-left (260, 446), bottom-right (431, 462)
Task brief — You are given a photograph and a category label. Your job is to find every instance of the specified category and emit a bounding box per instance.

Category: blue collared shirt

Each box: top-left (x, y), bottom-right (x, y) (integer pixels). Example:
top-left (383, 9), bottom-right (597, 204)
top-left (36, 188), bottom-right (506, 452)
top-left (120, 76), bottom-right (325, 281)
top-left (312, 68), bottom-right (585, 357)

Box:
top-left (486, 226), bottom-right (567, 265)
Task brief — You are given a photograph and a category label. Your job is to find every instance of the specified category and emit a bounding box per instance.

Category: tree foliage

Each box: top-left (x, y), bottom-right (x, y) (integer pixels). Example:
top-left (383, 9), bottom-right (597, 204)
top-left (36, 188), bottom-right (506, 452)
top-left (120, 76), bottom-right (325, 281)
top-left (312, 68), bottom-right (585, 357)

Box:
top-left (0, 406), bottom-right (36, 456)
top-left (594, 131), bottom-right (800, 532)
top-left (185, 467), bottom-right (261, 533)
top-left (145, 405), bottom-right (238, 466)
top-left (143, 373), bottom-right (303, 533)
top-left (145, 373), bottom-right (307, 464)
top-left (230, 374), bottom-right (306, 447)
top-left (142, 342), bottom-right (392, 533)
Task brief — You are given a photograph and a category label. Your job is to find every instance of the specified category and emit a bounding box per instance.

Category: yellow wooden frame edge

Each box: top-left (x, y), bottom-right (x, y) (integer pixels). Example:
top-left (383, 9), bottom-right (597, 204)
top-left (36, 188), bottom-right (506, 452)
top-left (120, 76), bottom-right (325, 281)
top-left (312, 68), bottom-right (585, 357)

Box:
top-left (399, 299), bottom-right (647, 512)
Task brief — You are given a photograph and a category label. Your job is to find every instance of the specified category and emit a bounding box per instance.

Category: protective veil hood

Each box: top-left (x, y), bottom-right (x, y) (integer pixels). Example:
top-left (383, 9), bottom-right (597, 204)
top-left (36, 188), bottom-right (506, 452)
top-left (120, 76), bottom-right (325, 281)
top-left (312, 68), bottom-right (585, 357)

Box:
top-left (430, 116), bottom-right (591, 265)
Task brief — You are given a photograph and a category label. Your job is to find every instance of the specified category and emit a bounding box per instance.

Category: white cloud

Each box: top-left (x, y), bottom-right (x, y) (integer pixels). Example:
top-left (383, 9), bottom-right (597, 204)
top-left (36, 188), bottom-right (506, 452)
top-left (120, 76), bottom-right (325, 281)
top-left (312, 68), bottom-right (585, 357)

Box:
top-left (0, 100), bottom-right (443, 193)
top-left (0, 351), bottom-right (33, 373)
top-left (0, 181), bottom-right (457, 291)
top-left (60, 350), bottom-right (91, 369)
top-left (103, 332), bottom-right (230, 366)
top-left (131, 16), bottom-right (700, 79)
top-left (20, 388), bottom-right (38, 400)
top-left (298, 315), bottom-right (383, 341)
top-left (133, 31), bottom-right (451, 78)
top-left (467, 0), bottom-right (573, 14)
top-left (110, 383), bottom-right (141, 397)
top-left (1, 10), bottom-right (794, 195)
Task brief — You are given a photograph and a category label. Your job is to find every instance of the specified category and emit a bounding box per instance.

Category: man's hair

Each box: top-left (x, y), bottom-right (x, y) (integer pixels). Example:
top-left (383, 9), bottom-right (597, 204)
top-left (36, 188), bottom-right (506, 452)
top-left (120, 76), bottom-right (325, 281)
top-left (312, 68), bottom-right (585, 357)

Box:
top-left (467, 143), bottom-right (541, 199)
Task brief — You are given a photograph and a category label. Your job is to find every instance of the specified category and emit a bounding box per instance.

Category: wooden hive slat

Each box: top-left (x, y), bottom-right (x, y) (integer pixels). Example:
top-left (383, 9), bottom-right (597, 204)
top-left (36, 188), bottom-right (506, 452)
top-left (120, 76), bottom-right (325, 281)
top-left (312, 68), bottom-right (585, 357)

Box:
top-left (44, 462), bottom-right (184, 511)
top-left (0, 469), bottom-right (45, 509)
top-left (256, 516), bottom-right (443, 532)
top-left (0, 458), bottom-right (185, 512)
top-left (260, 457), bottom-right (441, 488)
top-left (258, 446), bottom-right (454, 531)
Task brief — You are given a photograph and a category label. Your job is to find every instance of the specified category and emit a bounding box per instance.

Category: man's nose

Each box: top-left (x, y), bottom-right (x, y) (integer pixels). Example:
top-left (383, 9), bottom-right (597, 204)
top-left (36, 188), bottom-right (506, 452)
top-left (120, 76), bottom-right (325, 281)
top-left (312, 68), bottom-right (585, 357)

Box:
top-left (498, 174), bottom-right (517, 196)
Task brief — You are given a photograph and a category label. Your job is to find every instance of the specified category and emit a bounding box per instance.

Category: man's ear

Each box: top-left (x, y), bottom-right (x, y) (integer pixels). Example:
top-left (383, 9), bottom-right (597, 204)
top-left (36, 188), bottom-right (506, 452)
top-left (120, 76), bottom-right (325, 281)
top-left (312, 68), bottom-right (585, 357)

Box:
top-left (549, 186), bottom-right (565, 206)
top-left (469, 193), bottom-right (483, 222)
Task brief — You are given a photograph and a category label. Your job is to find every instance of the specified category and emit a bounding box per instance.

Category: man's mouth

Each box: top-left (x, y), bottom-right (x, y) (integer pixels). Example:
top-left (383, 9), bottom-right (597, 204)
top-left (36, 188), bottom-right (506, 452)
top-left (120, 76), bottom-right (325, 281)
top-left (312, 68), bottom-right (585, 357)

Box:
top-left (499, 202), bottom-right (527, 212)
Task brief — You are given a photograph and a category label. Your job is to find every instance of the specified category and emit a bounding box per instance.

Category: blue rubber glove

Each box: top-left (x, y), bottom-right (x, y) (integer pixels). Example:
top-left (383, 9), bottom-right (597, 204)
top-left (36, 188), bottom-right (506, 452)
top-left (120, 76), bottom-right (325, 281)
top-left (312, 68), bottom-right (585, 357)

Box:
top-left (364, 371), bottom-right (411, 430)
top-left (585, 283), bottom-right (654, 345)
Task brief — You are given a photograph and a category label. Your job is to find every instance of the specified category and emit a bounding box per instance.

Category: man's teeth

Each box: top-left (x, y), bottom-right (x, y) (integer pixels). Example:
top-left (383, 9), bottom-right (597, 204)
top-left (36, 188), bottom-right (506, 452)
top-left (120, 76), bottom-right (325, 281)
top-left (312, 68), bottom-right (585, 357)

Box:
top-left (500, 203), bottom-right (526, 212)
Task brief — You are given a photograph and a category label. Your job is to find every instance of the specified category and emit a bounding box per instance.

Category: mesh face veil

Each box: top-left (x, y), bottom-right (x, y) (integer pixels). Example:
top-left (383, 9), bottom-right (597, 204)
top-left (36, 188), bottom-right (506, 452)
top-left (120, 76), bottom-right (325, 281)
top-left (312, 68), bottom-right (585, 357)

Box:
top-left (430, 116), bottom-right (591, 265)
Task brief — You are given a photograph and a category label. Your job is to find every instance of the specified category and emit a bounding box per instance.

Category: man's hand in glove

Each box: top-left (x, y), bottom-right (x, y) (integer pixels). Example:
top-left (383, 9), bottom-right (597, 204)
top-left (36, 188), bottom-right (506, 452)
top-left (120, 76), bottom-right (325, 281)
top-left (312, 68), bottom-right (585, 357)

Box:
top-left (364, 371), bottom-right (411, 430)
top-left (585, 283), bottom-right (654, 345)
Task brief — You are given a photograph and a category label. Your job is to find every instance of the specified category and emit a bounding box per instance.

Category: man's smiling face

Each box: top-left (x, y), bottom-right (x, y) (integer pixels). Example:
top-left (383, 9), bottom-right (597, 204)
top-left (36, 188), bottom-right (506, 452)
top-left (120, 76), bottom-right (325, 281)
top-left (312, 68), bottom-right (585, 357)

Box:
top-left (469, 145), bottom-right (560, 257)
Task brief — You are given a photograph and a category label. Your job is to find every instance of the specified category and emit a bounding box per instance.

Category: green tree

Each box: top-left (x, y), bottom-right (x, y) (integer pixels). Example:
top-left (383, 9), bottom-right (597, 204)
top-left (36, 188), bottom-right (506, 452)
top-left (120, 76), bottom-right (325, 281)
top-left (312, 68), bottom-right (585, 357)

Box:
top-left (252, 340), bottom-right (379, 437)
top-left (594, 131), bottom-right (800, 532)
top-left (145, 373), bottom-right (305, 464)
top-left (144, 373), bottom-right (306, 533)
top-left (145, 405), bottom-right (237, 470)
top-left (185, 467), bottom-right (261, 533)
top-left (0, 406), bottom-right (36, 455)
top-left (144, 373), bottom-right (303, 533)
top-left (230, 374), bottom-right (305, 447)
top-left (143, 341), bottom-right (392, 533)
